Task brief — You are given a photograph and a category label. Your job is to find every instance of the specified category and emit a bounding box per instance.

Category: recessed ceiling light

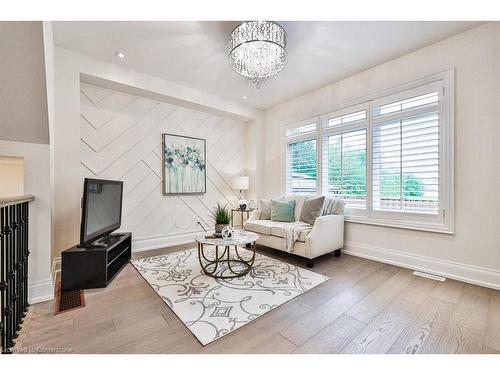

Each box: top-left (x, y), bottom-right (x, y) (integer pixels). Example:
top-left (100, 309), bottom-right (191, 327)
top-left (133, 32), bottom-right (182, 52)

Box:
top-left (242, 96), bottom-right (248, 100)
top-left (114, 51), bottom-right (125, 59)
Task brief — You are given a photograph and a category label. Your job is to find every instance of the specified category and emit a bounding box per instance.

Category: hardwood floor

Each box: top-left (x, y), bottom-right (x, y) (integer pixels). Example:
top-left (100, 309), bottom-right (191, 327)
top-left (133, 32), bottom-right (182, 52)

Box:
top-left (13, 243), bottom-right (500, 354)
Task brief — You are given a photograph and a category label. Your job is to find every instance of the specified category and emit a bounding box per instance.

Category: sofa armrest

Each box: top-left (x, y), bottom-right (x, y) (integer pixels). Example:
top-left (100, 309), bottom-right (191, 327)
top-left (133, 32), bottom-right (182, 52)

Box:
top-left (305, 214), bottom-right (344, 258)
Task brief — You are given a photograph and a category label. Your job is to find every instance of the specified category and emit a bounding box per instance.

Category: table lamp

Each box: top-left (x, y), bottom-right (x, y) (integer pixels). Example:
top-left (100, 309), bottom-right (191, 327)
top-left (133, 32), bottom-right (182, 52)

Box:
top-left (232, 176), bottom-right (249, 209)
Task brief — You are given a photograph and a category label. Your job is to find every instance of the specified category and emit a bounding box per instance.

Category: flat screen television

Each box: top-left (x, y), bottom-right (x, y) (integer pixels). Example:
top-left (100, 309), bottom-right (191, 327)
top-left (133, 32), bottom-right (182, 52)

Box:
top-left (79, 178), bottom-right (123, 247)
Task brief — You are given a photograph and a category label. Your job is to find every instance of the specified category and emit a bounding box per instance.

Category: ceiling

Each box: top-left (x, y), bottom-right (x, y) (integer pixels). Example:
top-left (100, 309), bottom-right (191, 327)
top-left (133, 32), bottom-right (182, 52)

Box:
top-left (53, 21), bottom-right (481, 110)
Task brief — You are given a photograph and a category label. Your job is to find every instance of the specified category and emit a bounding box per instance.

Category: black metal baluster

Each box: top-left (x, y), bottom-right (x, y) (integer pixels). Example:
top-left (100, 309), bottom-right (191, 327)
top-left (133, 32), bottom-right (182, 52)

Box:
top-left (1, 206), bottom-right (8, 354)
top-left (19, 203), bottom-right (25, 320)
top-left (14, 204), bottom-right (20, 334)
top-left (17, 205), bottom-right (23, 325)
top-left (7, 205), bottom-right (14, 349)
top-left (23, 202), bottom-right (29, 312)
top-left (12, 205), bottom-right (17, 337)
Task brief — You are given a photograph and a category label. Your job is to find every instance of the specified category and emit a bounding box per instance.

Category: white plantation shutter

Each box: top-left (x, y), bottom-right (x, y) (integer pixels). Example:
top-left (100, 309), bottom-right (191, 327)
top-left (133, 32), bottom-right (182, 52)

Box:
top-left (286, 121), bottom-right (318, 194)
top-left (371, 84), bottom-right (441, 214)
top-left (321, 106), bottom-right (368, 208)
top-left (281, 72), bottom-right (453, 233)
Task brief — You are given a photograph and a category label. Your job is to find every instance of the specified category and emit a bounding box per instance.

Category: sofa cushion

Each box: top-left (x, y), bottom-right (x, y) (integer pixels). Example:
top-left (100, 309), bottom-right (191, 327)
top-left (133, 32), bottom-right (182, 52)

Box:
top-left (244, 220), bottom-right (275, 235)
top-left (271, 199), bottom-right (296, 222)
top-left (259, 199), bottom-right (272, 220)
top-left (269, 223), bottom-right (312, 242)
top-left (280, 195), bottom-right (307, 219)
top-left (244, 220), bottom-right (312, 242)
top-left (300, 196), bottom-right (325, 225)
top-left (247, 209), bottom-right (261, 220)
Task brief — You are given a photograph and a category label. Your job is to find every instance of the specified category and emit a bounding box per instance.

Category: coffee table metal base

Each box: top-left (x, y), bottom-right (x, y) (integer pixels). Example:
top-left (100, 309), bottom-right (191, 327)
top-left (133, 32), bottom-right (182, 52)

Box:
top-left (197, 243), bottom-right (256, 279)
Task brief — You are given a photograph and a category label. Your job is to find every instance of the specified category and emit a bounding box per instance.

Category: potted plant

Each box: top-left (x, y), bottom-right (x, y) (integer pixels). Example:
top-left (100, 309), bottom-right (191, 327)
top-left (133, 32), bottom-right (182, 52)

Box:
top-left (211, 203), bottom-right (230, 234)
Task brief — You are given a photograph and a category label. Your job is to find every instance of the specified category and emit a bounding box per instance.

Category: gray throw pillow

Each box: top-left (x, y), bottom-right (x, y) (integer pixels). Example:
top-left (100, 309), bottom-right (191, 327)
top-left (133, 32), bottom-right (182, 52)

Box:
top-left (259, 199), bottom-right (272, 220)
top-left (271, 199), bottom-right (296, 222)
top-left (300, 196), bottom-right (325, 225)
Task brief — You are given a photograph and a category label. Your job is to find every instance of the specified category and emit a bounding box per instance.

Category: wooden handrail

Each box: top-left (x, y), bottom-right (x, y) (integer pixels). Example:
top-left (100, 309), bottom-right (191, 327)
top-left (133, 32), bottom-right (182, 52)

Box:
top-left (0, 195), bottom-right (35, 208)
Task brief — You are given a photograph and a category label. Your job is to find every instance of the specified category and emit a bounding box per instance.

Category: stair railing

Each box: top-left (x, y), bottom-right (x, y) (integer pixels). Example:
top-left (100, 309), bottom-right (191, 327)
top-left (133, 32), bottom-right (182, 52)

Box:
top-left (0, 195), bottom-right (34, 354)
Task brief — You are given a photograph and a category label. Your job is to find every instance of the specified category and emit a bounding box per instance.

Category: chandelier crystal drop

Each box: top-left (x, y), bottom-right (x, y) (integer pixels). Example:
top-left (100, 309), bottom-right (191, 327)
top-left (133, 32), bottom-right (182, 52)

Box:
top-left (228, 21), bottom-right (287, 88)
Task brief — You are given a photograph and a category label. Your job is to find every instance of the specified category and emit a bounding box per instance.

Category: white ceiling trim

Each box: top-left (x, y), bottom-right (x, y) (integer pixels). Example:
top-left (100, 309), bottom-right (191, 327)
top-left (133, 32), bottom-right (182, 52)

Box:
top-left (57, 46), bottom-right (261, 122)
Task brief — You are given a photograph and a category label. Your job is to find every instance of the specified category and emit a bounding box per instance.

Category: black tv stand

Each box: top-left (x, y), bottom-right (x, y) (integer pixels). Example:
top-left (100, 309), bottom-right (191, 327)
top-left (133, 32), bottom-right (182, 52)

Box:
top-left (62, 232), bottom-right (132, 291)
top-left (79, 233), bottom-right (123, 248)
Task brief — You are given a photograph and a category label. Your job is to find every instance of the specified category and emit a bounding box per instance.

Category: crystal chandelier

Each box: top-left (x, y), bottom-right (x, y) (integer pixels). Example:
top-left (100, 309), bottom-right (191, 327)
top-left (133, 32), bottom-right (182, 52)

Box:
top-left (228, 21), bottom-right (287, 88)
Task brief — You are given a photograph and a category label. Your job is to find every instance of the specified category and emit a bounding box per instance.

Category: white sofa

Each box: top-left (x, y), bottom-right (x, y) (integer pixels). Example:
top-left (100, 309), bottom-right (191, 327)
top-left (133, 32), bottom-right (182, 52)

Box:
top-left (243, 195), bottom-right (344, 267)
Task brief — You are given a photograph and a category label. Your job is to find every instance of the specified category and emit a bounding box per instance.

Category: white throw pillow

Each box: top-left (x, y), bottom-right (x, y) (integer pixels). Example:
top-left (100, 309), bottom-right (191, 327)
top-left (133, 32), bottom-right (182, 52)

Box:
top-left (259, 199), bottom-right (272, 220)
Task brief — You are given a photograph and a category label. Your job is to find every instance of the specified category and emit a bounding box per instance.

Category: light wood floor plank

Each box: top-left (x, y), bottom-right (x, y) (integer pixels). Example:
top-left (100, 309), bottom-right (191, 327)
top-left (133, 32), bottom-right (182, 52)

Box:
top-left (482, 345), bottom-right (500, 354)
top-left (295, 314), bottom-right (367, 354)
top-left (433, 291), bottom-right (490, 354)
top-left (398, 276), bottom-right (438, 305)
top-left (387, 296), bottom-right (456, 354)
top-left (483, 290), bottom-right (500, 352)
top-left (342, 298), bottom-right (418, 354)
top-left (463, 283), bottom-right (494, 299)
top-left (430, 278), bottom-right (465, 303)
top-left (345, 269), bottom-right (415, 323)
top-left (249, 333), bottom-right (298, 354)
top-left (293, 257), bottom-right (381, 308)
top-left (281, 265), bottom-right (397, 346)
top-left (202, 300), bottom-right (314, 353)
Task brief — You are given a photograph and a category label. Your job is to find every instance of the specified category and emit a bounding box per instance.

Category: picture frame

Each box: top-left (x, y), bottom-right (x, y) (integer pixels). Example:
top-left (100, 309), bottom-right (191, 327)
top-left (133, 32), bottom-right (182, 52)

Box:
top-left (162, 133), bottom-right (207, 195)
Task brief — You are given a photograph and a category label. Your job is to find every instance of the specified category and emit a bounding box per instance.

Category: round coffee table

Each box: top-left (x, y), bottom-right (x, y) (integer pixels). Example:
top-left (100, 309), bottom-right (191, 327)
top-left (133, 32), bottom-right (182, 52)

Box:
top-left (195, 231), bottom-right (259, 278)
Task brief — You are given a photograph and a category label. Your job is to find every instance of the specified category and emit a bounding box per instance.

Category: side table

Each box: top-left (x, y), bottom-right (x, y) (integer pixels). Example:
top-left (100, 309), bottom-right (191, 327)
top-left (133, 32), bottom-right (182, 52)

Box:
top-left (230, 208), bottom-right (254, 228)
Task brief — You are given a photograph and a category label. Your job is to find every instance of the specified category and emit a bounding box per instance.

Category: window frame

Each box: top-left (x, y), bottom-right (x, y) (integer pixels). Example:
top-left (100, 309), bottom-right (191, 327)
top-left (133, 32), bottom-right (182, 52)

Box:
top-left (285, 118), bottom-right (319, 195)
top-left (283, 70), bottom-right (454, 234)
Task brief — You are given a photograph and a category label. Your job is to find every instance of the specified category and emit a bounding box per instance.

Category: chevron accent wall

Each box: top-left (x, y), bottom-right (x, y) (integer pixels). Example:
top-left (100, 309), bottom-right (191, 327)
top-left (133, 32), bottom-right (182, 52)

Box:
top-left (80, 83), bottom-right (249, 251)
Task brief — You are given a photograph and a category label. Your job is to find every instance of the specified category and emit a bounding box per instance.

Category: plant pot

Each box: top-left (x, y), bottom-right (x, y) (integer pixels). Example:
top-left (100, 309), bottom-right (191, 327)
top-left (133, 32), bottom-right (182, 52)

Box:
top-left (215, 224), bottom-right (226, 233)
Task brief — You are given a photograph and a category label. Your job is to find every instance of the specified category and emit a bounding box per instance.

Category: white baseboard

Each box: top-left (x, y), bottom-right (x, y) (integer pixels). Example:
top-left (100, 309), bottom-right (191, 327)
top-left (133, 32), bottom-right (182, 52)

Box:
top-left (28, 278), bottom-right (54, 304)
top-left (132, 231), bottom-right (203, 253)
top-left (52, 256), bottom-right (61, 291)
top-left (343, 241), bottom-right (500, 291)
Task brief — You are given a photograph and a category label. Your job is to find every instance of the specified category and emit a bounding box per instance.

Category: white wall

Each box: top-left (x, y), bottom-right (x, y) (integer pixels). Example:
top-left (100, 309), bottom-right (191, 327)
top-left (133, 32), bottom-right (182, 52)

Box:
top-left (244, 115), bottom-right (265, 200)
top-left (0, 157), bottom-right (24, 197)
top-left (0, 141), bottom-right (53, 303)
top-left (262, 22), bottom-right (500, 288)
top-left (0, 22), bottom-right (49, 144)
top-left (79, 83), bottom-right (250, 252)
top-left (53, 47), bottom-right (260, 259)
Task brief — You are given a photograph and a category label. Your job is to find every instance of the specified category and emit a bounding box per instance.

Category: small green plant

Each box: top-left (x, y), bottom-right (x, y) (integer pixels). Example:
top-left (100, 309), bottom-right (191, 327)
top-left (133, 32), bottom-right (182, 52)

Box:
top-left (211, 203), bottom-right (230, 224)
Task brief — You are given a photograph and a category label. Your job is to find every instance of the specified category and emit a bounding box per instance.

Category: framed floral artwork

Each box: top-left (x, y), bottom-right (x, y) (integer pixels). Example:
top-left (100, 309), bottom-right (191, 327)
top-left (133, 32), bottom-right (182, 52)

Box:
top-left (162, 134), bottom-right (206, 195)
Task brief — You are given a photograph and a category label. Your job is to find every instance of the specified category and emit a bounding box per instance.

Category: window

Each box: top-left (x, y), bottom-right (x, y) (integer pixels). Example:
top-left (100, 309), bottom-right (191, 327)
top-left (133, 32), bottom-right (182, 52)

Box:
top-left (286, 122), bottom-right (316, 137)
top-left (285, 120), bottom-right (317, 194)
top-left (321, 106), bottom-right (368, 209)
top-left (372, 90), bottom-right (440, 214)
top-left (284, 71), bottom-right (454, 233)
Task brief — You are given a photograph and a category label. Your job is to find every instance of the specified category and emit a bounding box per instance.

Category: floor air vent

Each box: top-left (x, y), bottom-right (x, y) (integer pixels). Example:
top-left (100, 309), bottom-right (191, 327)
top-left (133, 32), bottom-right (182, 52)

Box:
top-left (55, 281), bottom-right (85, 314)
top-left (412, 271), bottom-right (446, 282)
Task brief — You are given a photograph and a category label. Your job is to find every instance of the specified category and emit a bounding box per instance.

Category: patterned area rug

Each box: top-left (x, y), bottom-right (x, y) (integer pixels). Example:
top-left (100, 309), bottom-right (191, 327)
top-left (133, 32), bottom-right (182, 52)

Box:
top-left (131, 247), bottom-right (328, 345)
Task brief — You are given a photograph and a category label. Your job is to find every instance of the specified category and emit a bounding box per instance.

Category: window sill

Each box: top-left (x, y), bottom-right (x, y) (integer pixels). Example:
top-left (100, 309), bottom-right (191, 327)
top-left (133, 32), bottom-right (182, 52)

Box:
top-left (344, 214), bottom-right (454, 234)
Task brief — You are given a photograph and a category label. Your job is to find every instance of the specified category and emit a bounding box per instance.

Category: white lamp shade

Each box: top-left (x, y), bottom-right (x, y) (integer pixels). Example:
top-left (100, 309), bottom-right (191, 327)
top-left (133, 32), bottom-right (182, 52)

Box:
top-left (232, 176), bottom-right (249, 190)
